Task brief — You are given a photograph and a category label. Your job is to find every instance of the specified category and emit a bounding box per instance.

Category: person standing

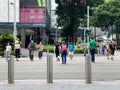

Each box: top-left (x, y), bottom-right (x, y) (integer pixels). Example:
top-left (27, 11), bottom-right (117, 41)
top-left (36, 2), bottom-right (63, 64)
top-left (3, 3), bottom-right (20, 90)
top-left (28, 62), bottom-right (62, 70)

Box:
top-left (61, 41), bottom-right (68, 64)
top-left (101, 42), bottom-right (105, 55)
top-left (68, 42), bottom-right (74, 60)
top-left (14, 41), bottom-right (21, 61)
top-left (6, 42), bottom-right (11, 62)
top-left (38, 42), bottom-right (44, 59)
top-left (28, 40), bottom-right (35, 61)
top-left (89, 37), bottom-right (97, 63)
top-left (109, 41), bottom-right (116, 60)
top-left (54, 42), bottom-right (60, 61)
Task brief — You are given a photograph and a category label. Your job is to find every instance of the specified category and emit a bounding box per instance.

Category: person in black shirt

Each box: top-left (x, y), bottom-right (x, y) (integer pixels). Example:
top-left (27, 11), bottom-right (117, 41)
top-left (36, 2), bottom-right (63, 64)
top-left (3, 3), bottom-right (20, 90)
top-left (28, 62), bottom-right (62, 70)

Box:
top-left (54, 42), bottom-right (60, 61)
top-left (109, 41), bottom-right (116, 60)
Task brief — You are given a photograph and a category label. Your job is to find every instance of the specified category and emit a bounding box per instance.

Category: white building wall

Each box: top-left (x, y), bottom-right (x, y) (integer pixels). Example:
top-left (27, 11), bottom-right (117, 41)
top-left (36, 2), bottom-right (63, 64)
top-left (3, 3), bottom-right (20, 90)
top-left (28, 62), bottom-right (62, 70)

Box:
top-left (0, 0), bottom-right (19, 22)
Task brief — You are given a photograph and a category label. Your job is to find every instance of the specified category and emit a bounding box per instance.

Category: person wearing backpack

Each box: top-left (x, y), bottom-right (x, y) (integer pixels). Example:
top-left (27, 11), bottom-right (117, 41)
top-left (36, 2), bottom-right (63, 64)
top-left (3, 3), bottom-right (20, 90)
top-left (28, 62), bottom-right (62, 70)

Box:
top-left (61, 41), bottom-right (68, 64)
top-left (68, 42), bottom-right (74, 60)
top-left (54, 42), bottom-right (60, 61)
top-left (109, 41), bottom-right (116, 60)
top-left (27, 40), bottom-right (35, 61)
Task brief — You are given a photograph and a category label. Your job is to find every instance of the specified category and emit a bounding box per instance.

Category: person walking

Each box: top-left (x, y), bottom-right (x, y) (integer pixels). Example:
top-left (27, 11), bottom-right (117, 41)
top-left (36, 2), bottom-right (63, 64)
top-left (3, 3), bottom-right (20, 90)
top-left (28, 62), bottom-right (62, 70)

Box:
top-left (101, 42), bottom-right (105, 55)
top-left (105, 42), bottom-right (111, 60)
top-left (68, 42), bottom-right (74, 60)
top-left (14, 41), bottom-right (21, 61)
top-left (61, 41), bottom-right (68, 64)
top-left (6, 42), bottom-right (11, 62)
top-left (54, 42), bottom-right (60, 61)
top-left (38, 42), bottom-right (44, 59)
top-left (109, 41), bottom-right (116, 60)
top-left (89, 37), bottom-right (97, 63)
top-left (28, 40), bottom-right (35, 61)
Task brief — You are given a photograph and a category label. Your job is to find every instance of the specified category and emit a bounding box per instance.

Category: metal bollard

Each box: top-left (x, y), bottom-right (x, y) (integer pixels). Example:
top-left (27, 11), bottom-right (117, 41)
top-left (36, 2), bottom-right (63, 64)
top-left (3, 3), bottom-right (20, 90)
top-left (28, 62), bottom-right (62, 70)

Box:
top-left (8, 55), bottom-right (14, 84)
top-left (85, 54), bottom-right (92, 84)
top-left (47, 52), bottom-right (53, 83)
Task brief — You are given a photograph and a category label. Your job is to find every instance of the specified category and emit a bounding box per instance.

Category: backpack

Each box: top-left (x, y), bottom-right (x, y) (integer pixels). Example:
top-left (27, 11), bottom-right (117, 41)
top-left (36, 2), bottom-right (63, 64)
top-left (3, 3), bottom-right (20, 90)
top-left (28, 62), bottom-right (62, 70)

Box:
top-left (30, 43), bottom-right (35, 49)
top-left (61, 45), bottom-right (67, 52)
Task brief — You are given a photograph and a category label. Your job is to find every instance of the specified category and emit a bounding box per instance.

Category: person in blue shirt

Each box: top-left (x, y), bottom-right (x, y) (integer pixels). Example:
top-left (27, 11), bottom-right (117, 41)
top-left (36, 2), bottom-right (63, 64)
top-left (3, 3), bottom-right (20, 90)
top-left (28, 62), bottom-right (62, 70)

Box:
top-left (68, 42), bottom-right (75, 60)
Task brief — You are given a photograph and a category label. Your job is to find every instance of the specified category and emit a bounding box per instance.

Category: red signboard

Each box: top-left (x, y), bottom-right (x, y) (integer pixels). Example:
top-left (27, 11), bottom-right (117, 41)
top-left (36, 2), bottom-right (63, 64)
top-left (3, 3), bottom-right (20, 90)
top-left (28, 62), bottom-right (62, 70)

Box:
top-left (20, 7), bottom-right (46, 23)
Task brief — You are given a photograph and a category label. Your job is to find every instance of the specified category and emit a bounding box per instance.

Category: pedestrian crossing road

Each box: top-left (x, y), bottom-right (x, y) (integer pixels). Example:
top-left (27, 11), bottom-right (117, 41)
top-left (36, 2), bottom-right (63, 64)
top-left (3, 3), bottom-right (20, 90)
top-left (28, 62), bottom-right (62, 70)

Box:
top-left (0, 51), bottom-right (120, 81)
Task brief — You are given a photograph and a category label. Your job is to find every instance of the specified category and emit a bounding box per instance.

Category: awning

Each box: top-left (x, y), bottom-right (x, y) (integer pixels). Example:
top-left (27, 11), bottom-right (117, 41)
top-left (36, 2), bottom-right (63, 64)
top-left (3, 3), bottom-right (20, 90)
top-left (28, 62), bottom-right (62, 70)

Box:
top-left (0, 22), bottom-right (46, 28)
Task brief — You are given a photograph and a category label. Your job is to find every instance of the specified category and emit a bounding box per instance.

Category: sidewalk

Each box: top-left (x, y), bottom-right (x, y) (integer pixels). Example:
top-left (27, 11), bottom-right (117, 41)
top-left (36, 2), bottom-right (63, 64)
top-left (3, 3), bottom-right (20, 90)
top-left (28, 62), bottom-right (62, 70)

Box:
top-left (0, 80), bottom-right (120, 90)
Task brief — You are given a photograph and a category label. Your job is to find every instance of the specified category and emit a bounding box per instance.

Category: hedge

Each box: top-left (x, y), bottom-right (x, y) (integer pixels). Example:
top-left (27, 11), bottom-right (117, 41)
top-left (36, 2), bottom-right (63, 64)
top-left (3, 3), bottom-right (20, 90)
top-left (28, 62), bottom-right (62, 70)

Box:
top-left (42, 45), bottom-right (88, 54)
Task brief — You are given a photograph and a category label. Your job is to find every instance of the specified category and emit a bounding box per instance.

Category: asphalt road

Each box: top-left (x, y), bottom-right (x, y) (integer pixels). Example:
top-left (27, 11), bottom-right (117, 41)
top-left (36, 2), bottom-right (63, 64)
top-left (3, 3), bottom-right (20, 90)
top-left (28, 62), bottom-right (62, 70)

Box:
top-left (0, 50), bottom-right (120, 81)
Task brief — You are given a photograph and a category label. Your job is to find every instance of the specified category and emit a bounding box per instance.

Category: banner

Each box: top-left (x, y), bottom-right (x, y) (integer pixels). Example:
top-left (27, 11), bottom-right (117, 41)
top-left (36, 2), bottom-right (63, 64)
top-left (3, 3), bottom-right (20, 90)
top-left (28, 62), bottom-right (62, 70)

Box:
top-left (20, 7), bottom-right (46, 23)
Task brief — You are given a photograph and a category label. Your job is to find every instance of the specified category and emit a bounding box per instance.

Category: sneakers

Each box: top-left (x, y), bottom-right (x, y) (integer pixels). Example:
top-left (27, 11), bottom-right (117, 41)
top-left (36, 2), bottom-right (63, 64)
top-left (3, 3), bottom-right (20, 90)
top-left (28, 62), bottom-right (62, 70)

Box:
top-left (57, 56), bottom-right (60, 61)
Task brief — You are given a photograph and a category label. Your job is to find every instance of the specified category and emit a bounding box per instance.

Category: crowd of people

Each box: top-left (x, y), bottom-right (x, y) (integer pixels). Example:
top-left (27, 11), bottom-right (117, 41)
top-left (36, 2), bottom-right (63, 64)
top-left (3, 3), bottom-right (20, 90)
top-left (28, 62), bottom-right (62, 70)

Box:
top-left (88, 37), bottom-right (116, 63)
top-left (5, 38), bottom-right (116, 64)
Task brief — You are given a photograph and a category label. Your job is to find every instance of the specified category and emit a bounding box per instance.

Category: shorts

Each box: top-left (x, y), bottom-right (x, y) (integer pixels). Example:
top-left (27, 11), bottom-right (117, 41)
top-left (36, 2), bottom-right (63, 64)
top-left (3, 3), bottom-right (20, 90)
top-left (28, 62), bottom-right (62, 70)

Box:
top-left (69, 51), bottom-right (74, 55)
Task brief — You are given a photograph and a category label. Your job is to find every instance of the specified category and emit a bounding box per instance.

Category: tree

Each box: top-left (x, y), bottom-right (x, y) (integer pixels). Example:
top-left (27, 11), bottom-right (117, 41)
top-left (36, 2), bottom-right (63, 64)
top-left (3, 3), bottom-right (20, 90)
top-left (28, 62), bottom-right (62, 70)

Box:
top-left (55, 0), bottom-right (104, 44)
top-left (90, 0), bottom-right (120, 29)
top-left (90, 0), bottom-right (120, 42)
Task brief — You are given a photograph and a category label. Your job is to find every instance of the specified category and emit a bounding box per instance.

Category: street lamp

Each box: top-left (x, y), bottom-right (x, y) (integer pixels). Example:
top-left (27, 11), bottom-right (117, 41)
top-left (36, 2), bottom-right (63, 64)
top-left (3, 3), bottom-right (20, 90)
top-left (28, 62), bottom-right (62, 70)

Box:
top-left (84, 6), bottom-right (90, 56)
top-left (10, 0), bottom-right (17, 42)
top-left (87, 6), bottom-right (89, 31)
top-left (13, 0), bottom-right (17, 42)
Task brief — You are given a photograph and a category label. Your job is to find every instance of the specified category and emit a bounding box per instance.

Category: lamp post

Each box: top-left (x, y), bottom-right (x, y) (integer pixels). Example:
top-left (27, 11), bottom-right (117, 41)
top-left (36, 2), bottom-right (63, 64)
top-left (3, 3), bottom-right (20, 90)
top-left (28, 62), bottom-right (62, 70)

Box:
top-left (10, 0), bottom-right (17, 42)
top-left (84, 6), bottom-right (90, 56)
top-left (87, 6), bottom-right (89, 31)
top-left (13, 0), bottom-right (17, 41)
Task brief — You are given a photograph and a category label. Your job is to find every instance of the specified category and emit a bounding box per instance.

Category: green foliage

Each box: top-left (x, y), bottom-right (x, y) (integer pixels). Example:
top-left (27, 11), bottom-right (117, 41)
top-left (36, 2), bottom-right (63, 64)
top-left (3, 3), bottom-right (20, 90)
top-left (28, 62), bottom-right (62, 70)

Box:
top-left (74, 48), bottom-right (84, 54)
top-left (91, 0), bottom-right (120, 28)
top-left (0, 47), bottom-right (4, 56)
top-left (43, 44), bottom-right (88, 54)
top-left (0, 34), bottom-right (14, 49)
top-left (44, 45), bottom-right (54, 53)
top-left (116, 46), bottom-right (120, 50)
top-left (55, 0), bottom-right (104, 43)
top-left (0, 34), bottom-right (14, 57)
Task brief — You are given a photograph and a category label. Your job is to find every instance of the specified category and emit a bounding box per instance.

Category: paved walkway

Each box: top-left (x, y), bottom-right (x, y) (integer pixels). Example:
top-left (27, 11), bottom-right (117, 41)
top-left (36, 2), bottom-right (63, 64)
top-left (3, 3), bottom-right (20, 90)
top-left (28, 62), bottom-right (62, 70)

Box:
top-left (0, 80), bottom-right (120, 90)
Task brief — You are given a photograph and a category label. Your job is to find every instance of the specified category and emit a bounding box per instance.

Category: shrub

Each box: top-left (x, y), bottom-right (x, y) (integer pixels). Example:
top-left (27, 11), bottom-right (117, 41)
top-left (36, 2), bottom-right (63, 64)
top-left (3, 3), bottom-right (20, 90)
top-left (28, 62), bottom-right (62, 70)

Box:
top-left (0, 34), bottom-right (14, 57)
top-left (0, 47), bottom-right (4, 56)
top-left (43, 44), bottom-right (88, 54)
top-left (0, 34), bottom-right (14, 49)
top-left (44, 45), bottom-right (54, 53)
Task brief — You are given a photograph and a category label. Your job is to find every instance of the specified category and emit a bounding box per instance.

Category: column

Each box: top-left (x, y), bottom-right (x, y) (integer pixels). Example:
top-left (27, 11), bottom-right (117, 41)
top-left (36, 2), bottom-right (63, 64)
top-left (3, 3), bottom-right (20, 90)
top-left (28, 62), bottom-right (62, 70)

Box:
top-left (21, 28), bottom-right (26, 48)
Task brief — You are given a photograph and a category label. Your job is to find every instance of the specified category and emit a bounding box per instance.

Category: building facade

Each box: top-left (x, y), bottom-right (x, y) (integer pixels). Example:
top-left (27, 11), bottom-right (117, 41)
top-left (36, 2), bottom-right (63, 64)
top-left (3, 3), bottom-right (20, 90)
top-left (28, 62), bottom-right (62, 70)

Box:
top-left (0, 0), bottom-right (50, 48)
